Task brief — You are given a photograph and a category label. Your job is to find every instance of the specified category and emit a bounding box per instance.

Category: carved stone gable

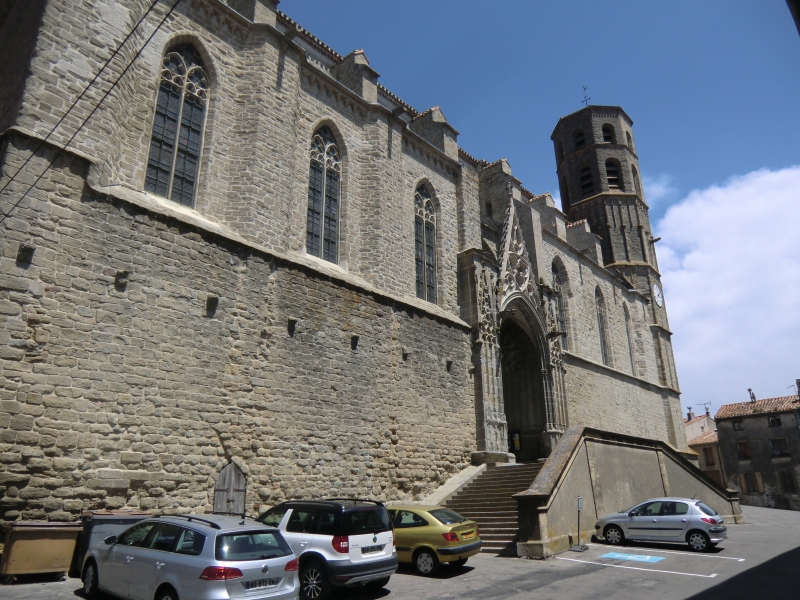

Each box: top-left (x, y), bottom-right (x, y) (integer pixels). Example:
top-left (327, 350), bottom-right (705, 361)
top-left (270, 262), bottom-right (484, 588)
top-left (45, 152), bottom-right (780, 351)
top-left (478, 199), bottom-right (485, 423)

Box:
top-left (498, 200), bottom-right (536, 306)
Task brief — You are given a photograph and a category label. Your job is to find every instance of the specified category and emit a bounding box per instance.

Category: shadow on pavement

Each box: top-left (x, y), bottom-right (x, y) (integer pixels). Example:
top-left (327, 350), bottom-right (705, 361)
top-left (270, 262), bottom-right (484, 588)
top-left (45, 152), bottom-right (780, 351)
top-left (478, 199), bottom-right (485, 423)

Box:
top-left (684, 546), bottom-right (800, 600)
top-left (332, 563), bottom-right (474, 598)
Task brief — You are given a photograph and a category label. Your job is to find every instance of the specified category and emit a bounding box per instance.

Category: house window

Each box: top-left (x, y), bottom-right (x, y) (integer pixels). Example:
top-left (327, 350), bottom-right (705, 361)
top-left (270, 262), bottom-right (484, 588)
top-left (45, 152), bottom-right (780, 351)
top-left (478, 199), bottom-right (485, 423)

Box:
top-left (768, 416), bottom-right (782, 428)
top-left (733, 420), bottom-right (744, 431)
top-left (606, 160), bottom-right (622, 190)
top-left (770, 438), bottom-right (790, 457)
top-left (737, 441), bottom-right (750, 460)
top-left (579, 166), bottom-right (594, 197)
top-left (145, 45), bottom-right (209, 207)
top-left (551, 264), bottom-right (568, 351)
top-left (414, 184), bottom-right (436, 303)
top-left (602, 124), bottom-right (616, 143)
top-left (703, 447), bottom-right (715, 466)
top-left (779, 470), bottom-right (799, 494)
top-left (595, 288), bottom-right (610, 366)
top-left (306, 126), bottom-right (341, 263)
top-left (740, 471), bottom-right (763, 494)
top-left (574, 130), bottom-right (585, 150)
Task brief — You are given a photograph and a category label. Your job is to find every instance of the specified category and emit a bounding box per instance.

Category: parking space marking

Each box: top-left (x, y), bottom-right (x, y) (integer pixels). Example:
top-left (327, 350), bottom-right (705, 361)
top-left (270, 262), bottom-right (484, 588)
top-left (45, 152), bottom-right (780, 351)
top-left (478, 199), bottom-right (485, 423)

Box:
top-left (586, 544), bottom-right (746, 561)
top-left (599, 552), bottom-right (665, 563)
top-left (556, 556), bottom-right (718, 578)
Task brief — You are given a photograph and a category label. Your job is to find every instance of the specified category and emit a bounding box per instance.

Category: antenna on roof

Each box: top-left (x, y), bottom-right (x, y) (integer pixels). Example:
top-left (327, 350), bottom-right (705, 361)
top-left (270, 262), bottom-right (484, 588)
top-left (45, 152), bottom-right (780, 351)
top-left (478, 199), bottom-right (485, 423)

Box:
top-left (748, 388), bottom-right (756, 403)
top-left (582, 86), bottom-right (591, 107)
top-left (695, 402), bottom-right (712, 416)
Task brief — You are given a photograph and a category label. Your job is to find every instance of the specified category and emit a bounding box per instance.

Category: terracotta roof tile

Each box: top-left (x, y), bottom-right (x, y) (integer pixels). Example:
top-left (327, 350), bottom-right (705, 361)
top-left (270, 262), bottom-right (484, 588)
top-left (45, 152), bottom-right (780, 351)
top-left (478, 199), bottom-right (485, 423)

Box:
top-left (688, 430), bottom-right (718, 446)
top-left (684, 414), bottom-right (707, 426)
top-left (715, 395), bottom-right (800, 420)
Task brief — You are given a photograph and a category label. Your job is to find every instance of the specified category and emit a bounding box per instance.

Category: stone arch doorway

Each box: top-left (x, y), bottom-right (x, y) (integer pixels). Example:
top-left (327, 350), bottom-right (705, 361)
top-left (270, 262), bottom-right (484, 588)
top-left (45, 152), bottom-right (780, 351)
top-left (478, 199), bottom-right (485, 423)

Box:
top-left (213, 462), bottom-right (246, 515)
top-left (499, 318), bottom-right (547, 462)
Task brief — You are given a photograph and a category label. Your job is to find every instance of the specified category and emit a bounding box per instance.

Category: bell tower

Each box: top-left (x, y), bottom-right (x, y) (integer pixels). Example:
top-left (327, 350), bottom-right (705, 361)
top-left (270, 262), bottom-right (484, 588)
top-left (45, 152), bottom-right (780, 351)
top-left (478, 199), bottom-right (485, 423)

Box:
top-left (551, 106), bottom-right (677, 389)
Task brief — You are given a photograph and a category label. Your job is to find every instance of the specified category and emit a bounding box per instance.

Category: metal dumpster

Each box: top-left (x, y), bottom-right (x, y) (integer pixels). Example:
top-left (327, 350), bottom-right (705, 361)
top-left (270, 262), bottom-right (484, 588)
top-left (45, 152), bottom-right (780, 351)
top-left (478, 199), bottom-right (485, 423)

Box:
top-left (0, 521), bottom-right (83, 576)
top-left (68, 510), bottom-right (150, 578)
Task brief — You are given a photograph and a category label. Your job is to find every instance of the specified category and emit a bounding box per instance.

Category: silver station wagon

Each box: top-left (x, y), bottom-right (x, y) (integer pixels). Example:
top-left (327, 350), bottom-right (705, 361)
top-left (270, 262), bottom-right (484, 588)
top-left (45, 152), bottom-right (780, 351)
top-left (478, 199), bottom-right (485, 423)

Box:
top-left (594, 497), bottom-right (727, 552)
top-left (82, 514), bottom-right (299, 600)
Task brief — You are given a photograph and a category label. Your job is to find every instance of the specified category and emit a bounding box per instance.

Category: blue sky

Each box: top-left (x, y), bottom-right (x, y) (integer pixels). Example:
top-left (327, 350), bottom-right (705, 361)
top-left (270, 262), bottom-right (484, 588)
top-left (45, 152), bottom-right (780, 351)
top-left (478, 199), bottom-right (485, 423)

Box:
top-left (280, 1), bottom-right (800, 417)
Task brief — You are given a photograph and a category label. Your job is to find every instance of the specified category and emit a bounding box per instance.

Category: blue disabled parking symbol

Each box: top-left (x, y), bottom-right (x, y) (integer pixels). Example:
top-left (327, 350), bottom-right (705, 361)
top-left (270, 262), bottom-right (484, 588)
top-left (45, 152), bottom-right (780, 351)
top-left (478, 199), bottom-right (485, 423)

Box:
top-left (600, 552), bottom-right (665, 563)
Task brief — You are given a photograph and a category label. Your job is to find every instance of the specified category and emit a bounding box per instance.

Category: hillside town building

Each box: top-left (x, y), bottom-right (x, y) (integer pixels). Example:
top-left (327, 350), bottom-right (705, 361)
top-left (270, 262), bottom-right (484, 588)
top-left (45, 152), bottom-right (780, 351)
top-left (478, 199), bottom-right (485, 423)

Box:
top-left (0, 2), bottom-right (730, 551)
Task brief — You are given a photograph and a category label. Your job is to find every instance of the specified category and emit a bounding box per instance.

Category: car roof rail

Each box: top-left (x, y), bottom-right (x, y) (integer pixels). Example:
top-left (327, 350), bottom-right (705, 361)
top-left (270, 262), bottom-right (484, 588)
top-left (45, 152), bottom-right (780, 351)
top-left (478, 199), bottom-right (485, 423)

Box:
top-left (324, 498), bottom-right (385, 506)
top-left (156, 514), bottom-right (222, 530)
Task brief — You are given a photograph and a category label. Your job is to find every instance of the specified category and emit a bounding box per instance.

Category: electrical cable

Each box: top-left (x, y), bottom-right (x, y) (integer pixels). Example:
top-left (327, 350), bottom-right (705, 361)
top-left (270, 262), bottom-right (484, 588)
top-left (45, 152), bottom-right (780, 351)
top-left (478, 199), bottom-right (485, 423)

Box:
top-left (0, 0), bottom-right (183, 226)
top-left (0, 0), bottom-right (160, 196)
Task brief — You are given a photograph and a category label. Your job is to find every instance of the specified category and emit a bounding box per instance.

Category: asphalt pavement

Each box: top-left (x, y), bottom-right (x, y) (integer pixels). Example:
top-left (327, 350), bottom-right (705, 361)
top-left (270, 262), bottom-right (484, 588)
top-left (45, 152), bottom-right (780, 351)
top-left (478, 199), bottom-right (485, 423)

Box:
top-left (1, 505), bottom-right (798, 600)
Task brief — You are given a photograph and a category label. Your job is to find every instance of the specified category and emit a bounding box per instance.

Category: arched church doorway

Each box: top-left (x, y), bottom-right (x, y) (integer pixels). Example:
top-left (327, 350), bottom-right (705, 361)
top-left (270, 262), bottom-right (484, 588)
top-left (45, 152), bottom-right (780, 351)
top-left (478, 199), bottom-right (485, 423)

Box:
top-left (499, 318), bottom-right (546, 462)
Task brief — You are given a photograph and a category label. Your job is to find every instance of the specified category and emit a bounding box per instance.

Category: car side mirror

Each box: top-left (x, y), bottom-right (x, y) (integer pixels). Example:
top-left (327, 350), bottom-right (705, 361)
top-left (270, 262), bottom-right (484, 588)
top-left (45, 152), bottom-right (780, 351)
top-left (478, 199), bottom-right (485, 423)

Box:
top-left (628, 512), bottom-right (635, 517)
top-left (104, 535), bottom-right (117, 545)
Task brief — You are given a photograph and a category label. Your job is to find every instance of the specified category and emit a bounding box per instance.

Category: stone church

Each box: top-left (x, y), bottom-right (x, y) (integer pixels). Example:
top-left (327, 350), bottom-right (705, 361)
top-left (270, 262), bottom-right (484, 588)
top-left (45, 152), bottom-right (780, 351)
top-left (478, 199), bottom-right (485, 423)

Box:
top-left (0, 0), bottom-right (696, 533)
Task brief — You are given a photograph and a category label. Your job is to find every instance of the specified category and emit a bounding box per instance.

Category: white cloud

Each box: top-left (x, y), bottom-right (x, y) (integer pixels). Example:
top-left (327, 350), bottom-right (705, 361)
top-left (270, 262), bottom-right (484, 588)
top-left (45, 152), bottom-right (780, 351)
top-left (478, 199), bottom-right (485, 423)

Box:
top-left (643, 173), bottom-right (677, 206)
top-left (655, 167), bottom-right (800, 417)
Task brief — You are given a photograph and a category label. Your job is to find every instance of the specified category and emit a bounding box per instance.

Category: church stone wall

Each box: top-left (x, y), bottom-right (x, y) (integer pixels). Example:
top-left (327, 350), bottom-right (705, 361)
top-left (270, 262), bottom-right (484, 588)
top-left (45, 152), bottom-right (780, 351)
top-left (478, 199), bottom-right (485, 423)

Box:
top-left (0, 135), bottom-right (475, 521)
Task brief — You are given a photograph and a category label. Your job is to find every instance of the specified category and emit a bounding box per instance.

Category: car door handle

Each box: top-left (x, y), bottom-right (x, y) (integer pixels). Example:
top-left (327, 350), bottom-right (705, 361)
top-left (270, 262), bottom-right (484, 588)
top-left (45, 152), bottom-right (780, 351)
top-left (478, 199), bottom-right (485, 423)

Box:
top-left (156, 562), bottom-right (165, 569)
top-left (681, 519), bottom-right (687, 522)
top-left (652, 519), bottom-right (658, 522)
top-left (299, 542), bottom-right (308, 547)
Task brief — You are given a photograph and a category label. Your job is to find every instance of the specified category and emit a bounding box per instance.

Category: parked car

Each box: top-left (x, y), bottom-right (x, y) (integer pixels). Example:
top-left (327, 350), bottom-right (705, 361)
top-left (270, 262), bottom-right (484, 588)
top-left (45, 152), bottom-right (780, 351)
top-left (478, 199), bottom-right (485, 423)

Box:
top-left (258, 499), bottom-right (397, 600)
top-left (387, 505), bottom-right (481, 576)
top-left (81, 513), bottom-right (299, 600)
top-left (594, 497), bottom-right (727, 551)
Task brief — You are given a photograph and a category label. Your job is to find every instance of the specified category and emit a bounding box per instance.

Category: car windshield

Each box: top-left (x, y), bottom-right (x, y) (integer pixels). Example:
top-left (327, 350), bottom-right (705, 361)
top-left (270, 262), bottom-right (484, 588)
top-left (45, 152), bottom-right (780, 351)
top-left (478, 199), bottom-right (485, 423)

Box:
top-left (343, 507), bottom-right (391, 535)
top-left (696, 502), bottom-right (719, 516)
top-left (428, 509), bottom-right (466, 525)
top-left (215, 531), bottom-right (292, 561)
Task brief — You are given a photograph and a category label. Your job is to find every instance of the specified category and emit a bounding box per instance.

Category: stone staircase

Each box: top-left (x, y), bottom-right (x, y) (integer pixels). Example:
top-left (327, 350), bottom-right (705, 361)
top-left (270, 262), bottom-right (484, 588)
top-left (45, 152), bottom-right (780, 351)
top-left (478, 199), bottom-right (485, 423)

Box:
top-left (443, 462), bottom-right (542, 555)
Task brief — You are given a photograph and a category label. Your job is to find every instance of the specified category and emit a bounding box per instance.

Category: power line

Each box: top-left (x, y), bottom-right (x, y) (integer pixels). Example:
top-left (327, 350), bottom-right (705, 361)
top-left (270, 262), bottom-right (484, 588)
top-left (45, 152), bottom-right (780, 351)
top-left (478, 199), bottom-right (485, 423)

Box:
top-left (0, 0), bottom-right (160, 197)
top-left (0, 0), bottom-right (183, 226)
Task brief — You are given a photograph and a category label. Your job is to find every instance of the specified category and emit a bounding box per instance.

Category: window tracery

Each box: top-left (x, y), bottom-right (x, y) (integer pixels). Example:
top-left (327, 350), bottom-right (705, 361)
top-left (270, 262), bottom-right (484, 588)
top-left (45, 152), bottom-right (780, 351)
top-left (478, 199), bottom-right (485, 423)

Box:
top-left (306, 126), bottom-right (341, 263)
top-left (145, 45), bottom-right (209, 207)
top-left (414, 184), bottom-right (436, 303)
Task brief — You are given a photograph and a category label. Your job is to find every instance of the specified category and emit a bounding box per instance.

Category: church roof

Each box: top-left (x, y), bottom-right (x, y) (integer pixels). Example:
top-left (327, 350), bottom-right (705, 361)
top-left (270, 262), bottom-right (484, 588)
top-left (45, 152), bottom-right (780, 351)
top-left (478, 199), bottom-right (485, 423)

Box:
top-left (715, 395), bottom-right (800, 420)
top-left (688, 430), bottom-right (718, 446)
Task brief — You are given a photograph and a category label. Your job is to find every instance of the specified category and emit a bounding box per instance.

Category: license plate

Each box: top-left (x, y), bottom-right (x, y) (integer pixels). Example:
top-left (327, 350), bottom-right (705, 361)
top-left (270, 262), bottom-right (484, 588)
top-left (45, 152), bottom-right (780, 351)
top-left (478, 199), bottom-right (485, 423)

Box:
top-left (361, 545), bottom-right (383, 554)
top-left (246, 578), bottom-right (278, 590)
top-left (463, 531), bottom-right (475, 539)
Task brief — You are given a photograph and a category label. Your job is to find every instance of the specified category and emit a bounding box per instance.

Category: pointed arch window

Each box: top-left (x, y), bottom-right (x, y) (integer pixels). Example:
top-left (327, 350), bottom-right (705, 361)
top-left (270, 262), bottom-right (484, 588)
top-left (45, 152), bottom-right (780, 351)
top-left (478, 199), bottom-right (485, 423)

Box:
top-left (414, 185), bottom-right (436, 303)
top-left (307, 126), bottom-right (341, 263)
top-left (145, 45), bottom-right (209, 207)
top-left (602, 124), bottom-right (616, 143)
top-left (579, 166), bottom-right (594, 197)
top-left (624, 304), bottom-right (635, 374)
top-left (551, 263), bottom-right (568, 351)
top-left (574, 130), bottom-right (586, 150)
top-left (606, 159), bottom-right (623, 190)
top-left (595, 288), bottom-right (610, 366)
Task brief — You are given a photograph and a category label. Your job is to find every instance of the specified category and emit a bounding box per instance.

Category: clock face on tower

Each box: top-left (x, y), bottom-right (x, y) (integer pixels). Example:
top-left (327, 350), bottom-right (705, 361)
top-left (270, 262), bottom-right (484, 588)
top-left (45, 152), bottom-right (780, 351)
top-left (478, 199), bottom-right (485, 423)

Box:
top-left (653, 284), bottom-right (664, 307)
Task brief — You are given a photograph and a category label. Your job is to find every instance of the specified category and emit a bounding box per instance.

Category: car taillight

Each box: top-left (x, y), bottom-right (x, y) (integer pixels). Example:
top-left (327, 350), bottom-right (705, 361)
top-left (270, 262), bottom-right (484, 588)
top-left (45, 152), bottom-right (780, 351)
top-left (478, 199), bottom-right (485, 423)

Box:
top-left (700, 517), bottom-right (718, 525)
top-left (332, 535), bottom-right (349, 553)
top-left (442, 532), bottom-right (459, 542)
top-left (284, 558), bottom-right (299, 572)
top-left (199, 567), bottom-right (244, 580)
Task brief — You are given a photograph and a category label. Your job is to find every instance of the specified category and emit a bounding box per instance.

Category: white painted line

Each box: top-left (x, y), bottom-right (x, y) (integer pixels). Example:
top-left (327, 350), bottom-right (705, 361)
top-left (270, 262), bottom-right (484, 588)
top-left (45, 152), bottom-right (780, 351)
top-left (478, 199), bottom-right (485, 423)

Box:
top-left (586, 543), bottom-right (745, 562)
top-left (557, 556), bottom-right (718, 578)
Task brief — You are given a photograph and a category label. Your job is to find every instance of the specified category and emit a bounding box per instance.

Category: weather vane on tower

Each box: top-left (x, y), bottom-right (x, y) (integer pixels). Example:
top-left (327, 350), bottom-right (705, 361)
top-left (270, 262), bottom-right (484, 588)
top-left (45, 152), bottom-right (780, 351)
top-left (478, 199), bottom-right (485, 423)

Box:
top-left (582, 86), bottom-right (591, 107)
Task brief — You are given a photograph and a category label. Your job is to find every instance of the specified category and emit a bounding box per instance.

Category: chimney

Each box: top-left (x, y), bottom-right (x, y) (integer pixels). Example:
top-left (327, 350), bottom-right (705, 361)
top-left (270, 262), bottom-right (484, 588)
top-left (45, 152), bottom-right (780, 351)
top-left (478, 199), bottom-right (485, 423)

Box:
top-left (748, 389), bottom-right (756, 403)
top-left (705, 406), bottom-right (710, 416)
top-left (686, 408), bottom-right (695, 421)
top-left (796, 379), bottom-right (800, 396)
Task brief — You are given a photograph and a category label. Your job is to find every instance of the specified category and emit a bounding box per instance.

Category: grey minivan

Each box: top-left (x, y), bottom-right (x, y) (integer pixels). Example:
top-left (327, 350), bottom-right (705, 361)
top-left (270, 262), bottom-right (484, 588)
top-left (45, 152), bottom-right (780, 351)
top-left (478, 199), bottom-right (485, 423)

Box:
top-left (82, 514), bottom-right (298, 600)
top-left (594, 497), bottom-right (727, 551)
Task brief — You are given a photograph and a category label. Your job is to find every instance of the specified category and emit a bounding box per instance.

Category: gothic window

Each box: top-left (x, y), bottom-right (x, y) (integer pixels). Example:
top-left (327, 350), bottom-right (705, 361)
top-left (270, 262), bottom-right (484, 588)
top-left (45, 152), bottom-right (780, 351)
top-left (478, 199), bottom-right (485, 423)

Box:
top-left (306, 126), bottom-right (341, 263)
top-left (606, 160), bottom-right (623, 190)
top-left (595, 288), bottom-right (610, 366)
top-left (632, 165), bottom-right (642, 197)
top-left (414, 184), bottom-right (437, 303)
top-left (626, 131), bottom-right (634, 151)
top-left (602, 124), bottom-right (616, 143)
top-left (624, 303), bottom-right (635, 374)
top-left (579, 166), bottom-right (594, 197)
top-left (574, 130), bottom-right (585, 150)
top-left (551, 263), bottom-right (568, 351)
top-left (145, 45), bottom-right (209, 207)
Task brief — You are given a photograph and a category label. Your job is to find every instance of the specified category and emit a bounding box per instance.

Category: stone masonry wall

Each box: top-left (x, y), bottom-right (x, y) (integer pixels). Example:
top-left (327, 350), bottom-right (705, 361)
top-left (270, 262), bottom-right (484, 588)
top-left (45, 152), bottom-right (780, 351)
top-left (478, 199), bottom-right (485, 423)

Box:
top-left (0, 135), bottom-right (475, 521)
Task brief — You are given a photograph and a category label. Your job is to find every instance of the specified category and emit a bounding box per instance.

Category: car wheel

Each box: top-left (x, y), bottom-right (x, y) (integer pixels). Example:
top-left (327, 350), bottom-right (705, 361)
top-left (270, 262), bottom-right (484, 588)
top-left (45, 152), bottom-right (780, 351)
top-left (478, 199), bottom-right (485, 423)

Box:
top-left (82, 560), bottom-right (99, 599)
top-left (604, 525), bottom-right (625, 546)
top-left (413, 548), bottom-right (440, 576)
top-left (155, 586), bottom-right (179, 600)
top-left (451, 558), bottom-right (468, 568)
top-left (300, 559), bottom-right (332, 600)
top-left (366, 576), bottom-right (391, 590)
top-left (687, 531), bottom-right (711, 552)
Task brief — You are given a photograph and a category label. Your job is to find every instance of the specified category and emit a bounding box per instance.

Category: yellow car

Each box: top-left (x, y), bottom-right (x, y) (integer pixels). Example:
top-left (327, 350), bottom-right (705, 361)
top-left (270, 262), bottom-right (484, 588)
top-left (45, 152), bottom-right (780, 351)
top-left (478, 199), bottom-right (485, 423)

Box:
top-left (387, 505), bottom-right (481, 576)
